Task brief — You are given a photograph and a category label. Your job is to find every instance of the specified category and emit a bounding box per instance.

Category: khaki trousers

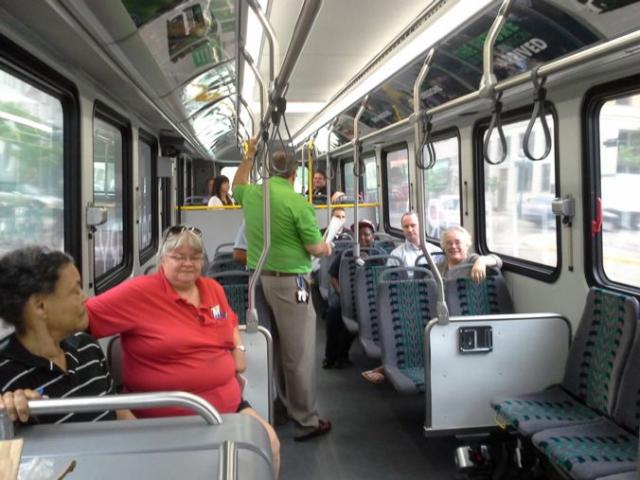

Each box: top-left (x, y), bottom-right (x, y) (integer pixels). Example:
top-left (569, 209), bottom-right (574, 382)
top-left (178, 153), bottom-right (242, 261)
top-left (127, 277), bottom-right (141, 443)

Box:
top-left (260, 274), bottom-right (319, 432)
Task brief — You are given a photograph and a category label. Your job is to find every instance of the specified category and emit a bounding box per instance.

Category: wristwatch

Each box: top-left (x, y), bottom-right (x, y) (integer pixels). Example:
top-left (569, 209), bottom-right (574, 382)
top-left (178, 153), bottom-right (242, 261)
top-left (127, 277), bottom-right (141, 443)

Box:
top-left (234, 345), bottom-right (246, 352)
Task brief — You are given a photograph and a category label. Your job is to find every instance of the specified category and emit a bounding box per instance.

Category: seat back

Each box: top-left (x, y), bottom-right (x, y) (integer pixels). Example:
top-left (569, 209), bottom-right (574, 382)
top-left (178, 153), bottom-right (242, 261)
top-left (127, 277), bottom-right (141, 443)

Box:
top-left (205, 257), bottom-right (246, 276)
top-left (106, 335), bottom-right (123, 392)
top-left (209, 272), bottom-right (272, 329)
top-left (445, 267), bottom-right (514, 316)
top-left (354, 254), bottom-right (401, 358)
top-left (563, 287), bottom-right (639, 416)
top-left (377, 267), bottom-right (438, 393)
top-left (612, 318), bottom-right (640, 433)
top-left (318, 240), bottom-right (353, 301)
top-left (338, 246), bottom-right (384, 332)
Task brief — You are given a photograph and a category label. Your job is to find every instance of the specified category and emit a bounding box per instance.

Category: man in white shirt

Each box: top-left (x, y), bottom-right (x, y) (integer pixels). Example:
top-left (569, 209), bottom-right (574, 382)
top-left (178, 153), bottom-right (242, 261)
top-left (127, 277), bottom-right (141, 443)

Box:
top-left (387, 212), bottom-right (441, 267)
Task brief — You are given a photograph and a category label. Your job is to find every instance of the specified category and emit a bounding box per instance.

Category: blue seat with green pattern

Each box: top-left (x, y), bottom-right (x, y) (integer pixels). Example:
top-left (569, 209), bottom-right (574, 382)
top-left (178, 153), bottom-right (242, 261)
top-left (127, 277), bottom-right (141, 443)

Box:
top-left (491, 288), bottom-right (639, 437)
top-left (531, 315), bottom-right (640, 480)
top-left (209, 271), bottom-right (272, 329)
top-left (354, 254), bottom-right (401, 358)
top-left (377, 267), bottom-right (438, 394)
top-left (445, 266), bottom-right (514, 315)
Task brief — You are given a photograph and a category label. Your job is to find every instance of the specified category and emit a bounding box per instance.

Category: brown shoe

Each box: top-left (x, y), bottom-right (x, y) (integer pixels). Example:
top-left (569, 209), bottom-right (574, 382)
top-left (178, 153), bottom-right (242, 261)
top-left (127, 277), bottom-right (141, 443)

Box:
top-left (294, 419), bottom-right (332, 442)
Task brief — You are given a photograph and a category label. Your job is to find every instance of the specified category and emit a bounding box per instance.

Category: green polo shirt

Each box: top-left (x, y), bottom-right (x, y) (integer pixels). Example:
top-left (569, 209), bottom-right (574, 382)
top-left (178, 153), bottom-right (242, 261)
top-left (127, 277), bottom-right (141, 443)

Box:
top-left (234, 177), bottom-right (323, 273)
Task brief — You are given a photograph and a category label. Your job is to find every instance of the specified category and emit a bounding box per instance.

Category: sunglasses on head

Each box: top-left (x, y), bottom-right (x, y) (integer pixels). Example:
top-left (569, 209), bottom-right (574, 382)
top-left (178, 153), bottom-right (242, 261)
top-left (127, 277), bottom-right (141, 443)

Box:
top-left (162, 225), bottom-right (202, 240)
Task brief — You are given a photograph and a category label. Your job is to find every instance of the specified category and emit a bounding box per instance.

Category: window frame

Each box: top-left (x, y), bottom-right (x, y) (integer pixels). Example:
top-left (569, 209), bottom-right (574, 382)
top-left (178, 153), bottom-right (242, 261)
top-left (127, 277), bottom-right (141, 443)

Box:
top-left (0, 33), bottom-right (81, 263)
top-left (341, 151), bottom-right (376, 199)
top-left (473, 103), bottom-right (562, 282)
top-left (583, 73), bottom-right (640, 297)
top-left (382, 142), bottom-right (411, 235)
top-left (423, 127), bottom-right (462, 243)
top-left (92, 101), bottom-right (133, 292)
top-left (138, 129), bottom-right (159, 265)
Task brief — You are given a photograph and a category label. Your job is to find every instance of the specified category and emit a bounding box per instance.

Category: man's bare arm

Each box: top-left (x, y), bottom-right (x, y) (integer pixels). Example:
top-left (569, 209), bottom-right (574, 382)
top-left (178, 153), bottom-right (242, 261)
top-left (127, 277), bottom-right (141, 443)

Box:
top-left (305, 241), bottom-right (332, 257)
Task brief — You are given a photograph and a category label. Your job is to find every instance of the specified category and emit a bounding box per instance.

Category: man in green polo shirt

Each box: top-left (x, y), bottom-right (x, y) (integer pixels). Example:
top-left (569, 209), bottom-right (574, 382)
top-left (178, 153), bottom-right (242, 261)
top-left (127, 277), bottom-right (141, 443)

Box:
top-left (233, 142), bottom-right (333, 441)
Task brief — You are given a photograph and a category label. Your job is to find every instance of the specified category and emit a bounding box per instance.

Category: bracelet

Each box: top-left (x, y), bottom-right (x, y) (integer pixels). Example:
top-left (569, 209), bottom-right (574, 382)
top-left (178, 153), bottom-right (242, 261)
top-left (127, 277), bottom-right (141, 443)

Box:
top-left (234, 345), bottom-right (246, 352)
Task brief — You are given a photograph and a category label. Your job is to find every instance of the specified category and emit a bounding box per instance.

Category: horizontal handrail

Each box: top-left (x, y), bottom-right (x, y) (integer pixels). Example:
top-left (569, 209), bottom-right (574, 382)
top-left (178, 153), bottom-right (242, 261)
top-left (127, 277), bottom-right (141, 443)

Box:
top-left (27, 392), bottom-right (222, 425)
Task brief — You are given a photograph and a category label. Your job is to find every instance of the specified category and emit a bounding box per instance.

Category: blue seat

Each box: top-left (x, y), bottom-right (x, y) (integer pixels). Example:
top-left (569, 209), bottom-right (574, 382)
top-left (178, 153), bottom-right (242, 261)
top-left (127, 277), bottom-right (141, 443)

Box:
top-left (318, 240), bottom-right (353, 302)
top-left (445, 267), bottom-right (514, 316)
top-left (209, 272), bottom-right (272, 329)
top-left (377, 267), bottom-right (438, 394)
top-left (492, 288), bottom-right (639, 437)
top-left (338, 246), bottom-right (384, 333)
top-left (354, 254), bottom-right (400, 358)
top-left (531, 314), bottom-right (640, 480)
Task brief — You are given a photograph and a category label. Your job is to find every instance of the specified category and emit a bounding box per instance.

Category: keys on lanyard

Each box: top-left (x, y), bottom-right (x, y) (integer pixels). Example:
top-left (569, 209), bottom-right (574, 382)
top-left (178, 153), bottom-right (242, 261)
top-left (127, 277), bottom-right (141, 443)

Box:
top-left (295, 275), bottom-right (309, 304)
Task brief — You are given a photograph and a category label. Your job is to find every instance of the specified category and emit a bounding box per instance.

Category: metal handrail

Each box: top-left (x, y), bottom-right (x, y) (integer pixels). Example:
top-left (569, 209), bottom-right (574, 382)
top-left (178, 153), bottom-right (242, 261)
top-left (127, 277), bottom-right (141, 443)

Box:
top-left (0, 392), bottom-right (223, 439)
top-left (413, 48), bottom-right (437, 170)
top-left (324, 117), bottom-right (339, 225)
top-left (352, 95), bottom-right (368, 259)
top-left (412, 47), bottom-right (449, 326)
top-left (219, 440), bottom-right (238, 480)
top-left (479, 0), bottom-right (514, 96)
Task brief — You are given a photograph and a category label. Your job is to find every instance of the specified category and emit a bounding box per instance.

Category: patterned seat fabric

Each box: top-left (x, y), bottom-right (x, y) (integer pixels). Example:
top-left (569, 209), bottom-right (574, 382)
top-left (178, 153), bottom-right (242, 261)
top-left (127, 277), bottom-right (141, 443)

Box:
top-left (209, 272), bottom-right (273, 329)
top-left (531, 313), bottom-right (640, 479)
top-left (532, 419), bottom-right (638, 480)
top-left (491, 288), bottom-right (639, 437)
top-left (377, 267), bottom-right (438, 394)
top-left (354, 255), bottom-right (398, 358)
top-left (338, 247), bottom-right (384, 334)
top-left (446, 268), bottom-right (514, 316)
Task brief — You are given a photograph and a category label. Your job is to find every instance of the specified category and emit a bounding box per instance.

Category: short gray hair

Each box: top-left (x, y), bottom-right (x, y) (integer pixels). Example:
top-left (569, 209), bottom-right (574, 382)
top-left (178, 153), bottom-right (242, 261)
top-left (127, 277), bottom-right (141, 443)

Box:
top-left (271, 150), bottom-right (297, 178)
top-left (157, 228), bottom-right (205, 262)
top-left (440, 225), bottom-right (472, 249)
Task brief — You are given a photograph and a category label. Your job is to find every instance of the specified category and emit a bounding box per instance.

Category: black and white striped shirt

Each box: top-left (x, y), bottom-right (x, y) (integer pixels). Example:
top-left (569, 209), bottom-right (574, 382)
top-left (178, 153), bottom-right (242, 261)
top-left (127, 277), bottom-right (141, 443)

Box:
top-left (0, 332), bottom-right (116, 424)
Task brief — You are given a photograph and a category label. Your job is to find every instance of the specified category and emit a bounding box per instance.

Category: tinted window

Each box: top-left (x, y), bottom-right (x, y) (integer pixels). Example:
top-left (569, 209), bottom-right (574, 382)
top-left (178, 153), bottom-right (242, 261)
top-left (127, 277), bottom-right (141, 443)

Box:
top-left (93, 117), bottom-right (124, 278)
top-left (598, 93), bottom-right (640, 288)
top-left (482, 115), bottom-right (558, 268)
top-left (424, 136), bottom-right (460, 239)
top-left (384, 147), bottom-right (410, 230)
top-left (0, 69), bottom-right (64, 255)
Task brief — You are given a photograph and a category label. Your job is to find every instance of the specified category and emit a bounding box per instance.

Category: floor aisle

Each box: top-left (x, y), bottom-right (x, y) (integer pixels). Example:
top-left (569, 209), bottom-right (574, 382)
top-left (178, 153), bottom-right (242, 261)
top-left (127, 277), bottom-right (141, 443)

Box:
top-left (277, 320), bottom-right (458, 479)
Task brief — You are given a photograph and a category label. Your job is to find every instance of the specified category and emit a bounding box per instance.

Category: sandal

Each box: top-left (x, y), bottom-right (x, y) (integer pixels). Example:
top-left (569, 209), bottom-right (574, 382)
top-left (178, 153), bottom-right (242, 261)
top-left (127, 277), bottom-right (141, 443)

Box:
top-left (361, 368), bottom-right (385, 384)
top-left (294, 419), bottom-right (332, 442)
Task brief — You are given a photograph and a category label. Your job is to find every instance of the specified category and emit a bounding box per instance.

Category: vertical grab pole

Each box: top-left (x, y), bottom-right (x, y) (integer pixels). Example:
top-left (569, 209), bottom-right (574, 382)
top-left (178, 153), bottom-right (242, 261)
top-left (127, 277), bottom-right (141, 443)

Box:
top-left (413, 48), bottom-right (448, 325)
top-left (307, 138), bottom-right (314, 203)
top-left (352, 95), bottom-right (369, 259)
top-left (325, 118), bottom-right (338, 226)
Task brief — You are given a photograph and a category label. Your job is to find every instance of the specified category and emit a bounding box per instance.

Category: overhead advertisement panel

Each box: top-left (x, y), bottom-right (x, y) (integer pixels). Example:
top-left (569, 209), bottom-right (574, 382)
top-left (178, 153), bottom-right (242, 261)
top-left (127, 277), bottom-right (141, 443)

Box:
top-left (123, 0), bottom-right (236, 89)
top-left (359, 0), bottom-right (604, 131)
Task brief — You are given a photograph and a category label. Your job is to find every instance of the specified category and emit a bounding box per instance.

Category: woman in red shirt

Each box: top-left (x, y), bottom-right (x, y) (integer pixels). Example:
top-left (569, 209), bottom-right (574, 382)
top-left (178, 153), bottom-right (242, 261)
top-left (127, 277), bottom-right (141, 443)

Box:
top-left (86, 225), bottom-right (279, 475)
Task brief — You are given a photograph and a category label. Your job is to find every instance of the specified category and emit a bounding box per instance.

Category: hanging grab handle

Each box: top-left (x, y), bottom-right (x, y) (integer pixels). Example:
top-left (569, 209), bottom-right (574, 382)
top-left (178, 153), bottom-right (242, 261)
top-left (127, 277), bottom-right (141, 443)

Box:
top-left (483, 91), bottom-right (507, 165)
top-left (522, 68), bottom-right (552, 161)
top-left (417, 113), bottom-right (436, 170)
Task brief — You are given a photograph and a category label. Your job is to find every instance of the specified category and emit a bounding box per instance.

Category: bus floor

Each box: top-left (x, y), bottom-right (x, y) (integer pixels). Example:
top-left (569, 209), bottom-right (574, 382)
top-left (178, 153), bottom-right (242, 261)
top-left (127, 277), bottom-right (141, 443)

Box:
top-left (276, 319), bottom-right (458, 479)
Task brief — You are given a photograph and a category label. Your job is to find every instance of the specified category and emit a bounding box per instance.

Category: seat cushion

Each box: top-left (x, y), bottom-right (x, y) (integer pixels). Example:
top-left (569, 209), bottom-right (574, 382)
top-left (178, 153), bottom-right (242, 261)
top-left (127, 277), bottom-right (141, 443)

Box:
top-left (594, 472), bottom-right (638, 480)
top-left (492, 387), bottom-right (602, 436)
top-left (532, 418), bottom-right (638, 480)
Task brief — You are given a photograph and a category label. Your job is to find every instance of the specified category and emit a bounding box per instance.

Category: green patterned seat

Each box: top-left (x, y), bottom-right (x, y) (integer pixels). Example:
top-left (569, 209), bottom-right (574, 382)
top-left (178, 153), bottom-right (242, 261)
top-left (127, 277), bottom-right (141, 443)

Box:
top-left (532, 419), bottom-right (637, 480)
top-left (446, 267), bottom-right (514, 315)
top-left (377, 267), bottom-right (438, 394)
top-left (354, 254), bottom-right (400, 359)
top-left (209, 271), bottom-right (273, 329)
top-left (492, 288), bottom-right (639, 437)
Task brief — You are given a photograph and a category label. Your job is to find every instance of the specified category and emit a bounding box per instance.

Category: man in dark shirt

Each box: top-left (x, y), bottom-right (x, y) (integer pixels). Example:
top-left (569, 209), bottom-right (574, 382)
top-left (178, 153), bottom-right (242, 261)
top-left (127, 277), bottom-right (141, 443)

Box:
top-left (0, 246), bottom-right (133, 423)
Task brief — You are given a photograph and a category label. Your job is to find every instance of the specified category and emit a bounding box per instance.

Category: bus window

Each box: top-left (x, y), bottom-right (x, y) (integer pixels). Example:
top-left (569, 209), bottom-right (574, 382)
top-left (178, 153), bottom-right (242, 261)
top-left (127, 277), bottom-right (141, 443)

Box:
top-left (481, 114), bottom-right (558, 270)
top-left (0, 69), bottom-right (64, 256)
top-left (93, 113), bottom-right (129, 284)
top-left (383, 145), bottom-right (410, 230)
top-left (138, 134), bottom-right (157, 263)
top-left (597, 92), bottom-right (640, 288)
top-left (220, 166), bottom-right (238, 196)
top-left (344, 155), bottom-right (378, 201)
top-left (424, 135), bottom-right (460, 239)
top-left (364, 155), bottom-right (378, 202)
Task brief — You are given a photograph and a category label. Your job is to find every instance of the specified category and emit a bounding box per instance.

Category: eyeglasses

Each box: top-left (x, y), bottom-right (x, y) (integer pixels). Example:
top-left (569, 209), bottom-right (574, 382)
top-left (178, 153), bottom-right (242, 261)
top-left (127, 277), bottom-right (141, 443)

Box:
top-left (167, 254), bottom-right (204, 264)
top-left (162, 225), bottom-right (202, 241)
